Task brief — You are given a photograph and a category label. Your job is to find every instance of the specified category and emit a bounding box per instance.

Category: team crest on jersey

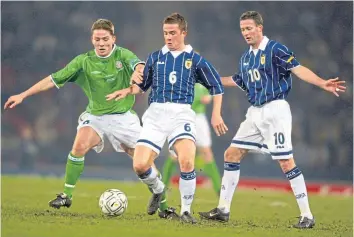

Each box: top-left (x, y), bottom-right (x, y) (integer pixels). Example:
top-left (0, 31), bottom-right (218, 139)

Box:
top-left (261, 55), bottom-right (266, 65)
top-left (116, 61), bottom-right (123, 69)
top-left (185, 59), bottom-right (192, 69)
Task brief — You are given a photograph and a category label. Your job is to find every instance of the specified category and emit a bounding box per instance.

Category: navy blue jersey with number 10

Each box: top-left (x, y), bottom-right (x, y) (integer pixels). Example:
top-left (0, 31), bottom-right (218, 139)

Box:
top-left (138, 45), bottom-right (224, 105)
top-left (232, 36), bottom-right (300, 106)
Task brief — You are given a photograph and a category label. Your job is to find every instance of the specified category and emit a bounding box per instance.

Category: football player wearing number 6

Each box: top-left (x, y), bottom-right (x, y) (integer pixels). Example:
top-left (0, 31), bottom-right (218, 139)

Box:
top-left (106, 13), bottom-right (227, 223)
top-left (199, 11), bottom-right (346, 228)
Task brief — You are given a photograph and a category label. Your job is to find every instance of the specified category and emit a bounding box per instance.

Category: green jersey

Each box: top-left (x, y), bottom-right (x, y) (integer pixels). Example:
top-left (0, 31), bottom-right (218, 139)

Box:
top-left (51, 45), bottom-right (143, 115)
top-left (191, 83), bottom-right (210, 114)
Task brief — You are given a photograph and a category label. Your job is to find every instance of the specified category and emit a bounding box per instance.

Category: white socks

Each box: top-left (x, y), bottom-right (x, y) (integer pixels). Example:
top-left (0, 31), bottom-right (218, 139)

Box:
top-left (138, 167), bottom-right (165, 194)
top-left (179, 170), bottom-right (196, 215)
top-left (217, 162), bottom-right (240, 213)
top-left (215, 162), bottom-right (313, 219)
top-left (286, 167), bottom-right (313, 219)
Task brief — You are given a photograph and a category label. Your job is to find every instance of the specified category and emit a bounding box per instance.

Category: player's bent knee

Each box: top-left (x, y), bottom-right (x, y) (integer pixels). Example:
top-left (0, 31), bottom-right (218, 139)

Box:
top-left (133, 161), bottom-right (150, 174)
top-left (224, 147), bottom-right (247, 163)
top-left (132, 145), bottom-right (156, 174)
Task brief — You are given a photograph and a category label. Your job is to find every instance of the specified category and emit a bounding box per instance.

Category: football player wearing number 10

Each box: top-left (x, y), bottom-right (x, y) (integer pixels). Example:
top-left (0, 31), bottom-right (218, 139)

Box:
top-left (199, 11), bottom-right (346, 228)
top-left (106, 13), bottom-right (228, 224)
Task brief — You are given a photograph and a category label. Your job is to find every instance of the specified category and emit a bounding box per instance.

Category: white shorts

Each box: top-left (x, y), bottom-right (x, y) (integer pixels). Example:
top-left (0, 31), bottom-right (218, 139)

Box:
top-left (77, 111), bottom-right (141, 153)
top-left (195, 113), bottom-right (212, 147)
top-left (231, 99), bottom-right (293, 160)
top-left (137, 103), bottom-right (196, 155)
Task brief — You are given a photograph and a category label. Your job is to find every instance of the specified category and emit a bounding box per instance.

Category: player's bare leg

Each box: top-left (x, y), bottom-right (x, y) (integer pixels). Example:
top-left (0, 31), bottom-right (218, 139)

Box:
top-left (133, 145), bottom-right (166, 215)
top-left (198, 146), bottom-right (221, 195)
top-left (199, 146), bottom-right (248, 222)
top-left (278, 158), bottom-right (315, 228)
top-left (121, 144), bottom-right (160, 176)
top-left (49, 127), bottom-right (101, 209)
top-left (174, 139), bottom-right (197, 224)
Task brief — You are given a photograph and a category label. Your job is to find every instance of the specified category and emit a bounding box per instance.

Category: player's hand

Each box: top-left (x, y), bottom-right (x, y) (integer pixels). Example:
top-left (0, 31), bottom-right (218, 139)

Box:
top-left (130, 64), bottom-right (144, 85)
top-left (130, 70), bottom-right (143, 85)
top-left (106, 88), bottom-right (130, 101)
top-left (211, 113), bottom-right (228, 136)
top-left (4, 94), bottom-right (25, 109)
top-left (321, 77), bottom-right (346, 97)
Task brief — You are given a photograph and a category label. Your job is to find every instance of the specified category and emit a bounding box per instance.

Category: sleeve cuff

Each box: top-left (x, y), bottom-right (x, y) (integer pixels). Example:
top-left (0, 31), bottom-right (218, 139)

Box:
top-left (135, 83), bottom-right (147, 93)
top-left (50, 75), bottom-right (60, 89)
top-left (290, 64), bottom-right (301, 69)
top-left (210, 92), bottom-right (224, 96)
top-left (132, 61), bottom-right (146, 71)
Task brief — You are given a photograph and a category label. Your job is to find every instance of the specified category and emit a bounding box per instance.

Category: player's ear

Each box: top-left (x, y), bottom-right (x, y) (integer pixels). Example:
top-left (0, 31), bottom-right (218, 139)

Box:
top-left (112, 35), bottom-right (116, 43)
top-left (183, 30), bottom-right (187, 37)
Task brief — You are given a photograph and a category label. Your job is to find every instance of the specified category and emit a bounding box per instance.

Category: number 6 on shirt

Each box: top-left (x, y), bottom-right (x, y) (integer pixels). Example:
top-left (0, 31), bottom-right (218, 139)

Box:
top-left (169, 71), bottom-right (177, 84)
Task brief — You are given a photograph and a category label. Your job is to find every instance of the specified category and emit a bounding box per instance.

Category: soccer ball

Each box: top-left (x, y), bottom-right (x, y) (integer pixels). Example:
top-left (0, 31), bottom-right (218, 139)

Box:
top-left (99, 189), bottom-right (128, 216)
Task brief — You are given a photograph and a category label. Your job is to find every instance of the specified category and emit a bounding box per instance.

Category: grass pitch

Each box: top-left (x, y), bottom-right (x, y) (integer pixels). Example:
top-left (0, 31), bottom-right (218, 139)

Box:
top-left (1, 175), bottom-right (352, 237)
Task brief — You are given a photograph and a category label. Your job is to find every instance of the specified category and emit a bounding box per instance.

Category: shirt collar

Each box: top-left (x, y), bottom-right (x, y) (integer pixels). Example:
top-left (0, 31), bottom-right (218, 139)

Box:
top-left (95, 44), bottom-right (116, 58)
top-left (249, 36), bottom-right (269, 52)
top-left (161, 44), bottom-right (193, 55)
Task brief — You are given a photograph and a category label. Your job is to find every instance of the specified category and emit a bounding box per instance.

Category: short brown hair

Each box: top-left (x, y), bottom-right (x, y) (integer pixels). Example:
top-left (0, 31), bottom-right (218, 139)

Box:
top-left (91, 19), bottom-right (115, 35)
top-left (240, 11), bottom-right (263, 26)
top-left (163, 13), bottom-right (188, 32)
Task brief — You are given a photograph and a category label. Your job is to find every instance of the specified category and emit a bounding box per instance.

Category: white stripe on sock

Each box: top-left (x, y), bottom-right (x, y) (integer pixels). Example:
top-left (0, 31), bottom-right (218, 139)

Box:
top-left (68, 154), bottom-right (85, 162)
top-left (65, 183), bottom-right (75, 188)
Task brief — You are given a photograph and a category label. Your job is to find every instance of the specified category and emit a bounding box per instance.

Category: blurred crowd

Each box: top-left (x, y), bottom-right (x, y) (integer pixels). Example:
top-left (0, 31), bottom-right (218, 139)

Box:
top-left (1, 2), bottom-right (352, 180)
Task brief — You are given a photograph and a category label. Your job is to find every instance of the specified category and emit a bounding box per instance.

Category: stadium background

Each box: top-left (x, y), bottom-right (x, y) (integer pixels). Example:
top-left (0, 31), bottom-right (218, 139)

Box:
top-left (1, 2), bottom-right (353, 186)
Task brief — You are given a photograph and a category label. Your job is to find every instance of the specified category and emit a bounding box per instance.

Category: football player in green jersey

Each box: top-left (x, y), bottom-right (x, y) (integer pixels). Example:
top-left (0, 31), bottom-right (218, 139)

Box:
top-left (4, 19), bottom-right (178, 219)
top-left (161, 83), bottom-right (221, 195)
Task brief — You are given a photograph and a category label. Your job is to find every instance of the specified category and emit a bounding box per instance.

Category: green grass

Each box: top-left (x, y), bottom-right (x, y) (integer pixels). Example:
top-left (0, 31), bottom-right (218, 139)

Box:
top-left (1, 175), bottom-right (352, 237)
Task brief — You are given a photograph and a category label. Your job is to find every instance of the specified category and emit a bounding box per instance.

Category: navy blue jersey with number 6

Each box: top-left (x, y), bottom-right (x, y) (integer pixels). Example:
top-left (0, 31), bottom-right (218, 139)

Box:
top-left (138, 45), bottom-right (224, 105)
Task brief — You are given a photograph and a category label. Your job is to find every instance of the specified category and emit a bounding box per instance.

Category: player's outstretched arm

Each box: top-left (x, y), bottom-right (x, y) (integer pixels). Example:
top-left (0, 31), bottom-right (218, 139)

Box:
top-left (291, 65), bottom-right (346, 97)
top-left (211, 94), bottom-right (228, 136)
top-left (4, 76), bottom-right (55, 109)
top-left (221, 76), bottom-right (237, 87)
top-left (106, 84), bottom-right (142, 101)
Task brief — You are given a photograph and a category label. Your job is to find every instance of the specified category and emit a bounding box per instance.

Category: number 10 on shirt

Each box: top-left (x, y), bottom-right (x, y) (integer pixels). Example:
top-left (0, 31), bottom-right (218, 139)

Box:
top-left (248, 69), bottom-right (261, 82)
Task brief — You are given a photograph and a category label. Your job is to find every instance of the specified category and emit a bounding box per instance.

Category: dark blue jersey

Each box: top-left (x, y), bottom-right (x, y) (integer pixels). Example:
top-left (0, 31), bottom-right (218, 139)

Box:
top-left (232, 36), bottom-right (300, 106)
top-left (138, 45), bottom-right (224, 105)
